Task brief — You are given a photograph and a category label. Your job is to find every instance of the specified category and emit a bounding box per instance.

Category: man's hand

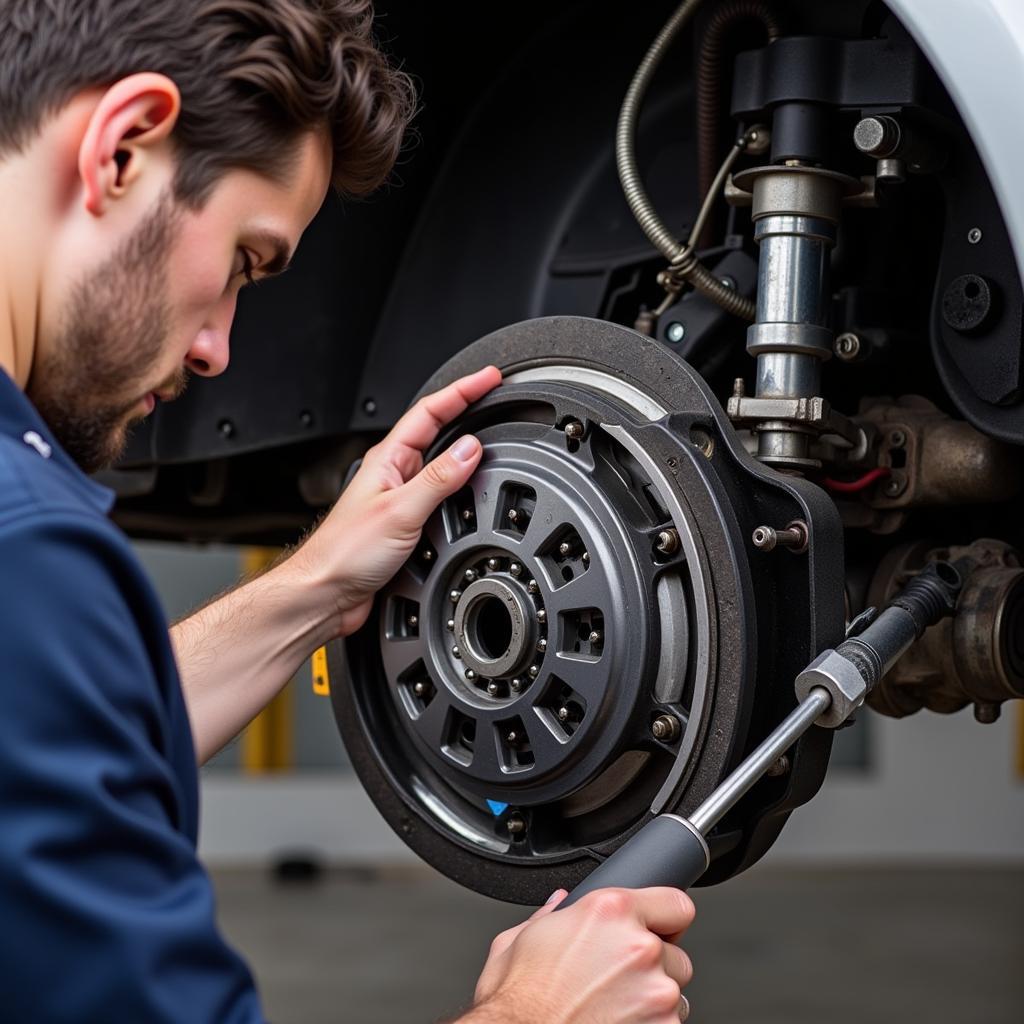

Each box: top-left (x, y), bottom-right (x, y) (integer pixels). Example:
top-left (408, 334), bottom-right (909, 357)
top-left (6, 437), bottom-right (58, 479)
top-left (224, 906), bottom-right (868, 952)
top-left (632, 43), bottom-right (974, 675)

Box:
top-left (462, 887), bottom-right (695, 1024)
top-left (172, 365), bottom-right (501, 764)
top-left (292, 365), bottom-right (503, 637)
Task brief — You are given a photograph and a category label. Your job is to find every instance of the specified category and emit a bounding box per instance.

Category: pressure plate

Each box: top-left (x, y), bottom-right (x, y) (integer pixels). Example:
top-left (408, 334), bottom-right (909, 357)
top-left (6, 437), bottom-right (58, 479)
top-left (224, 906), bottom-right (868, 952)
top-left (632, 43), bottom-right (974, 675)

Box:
top-left (333, 316), bottom-right (844, 904)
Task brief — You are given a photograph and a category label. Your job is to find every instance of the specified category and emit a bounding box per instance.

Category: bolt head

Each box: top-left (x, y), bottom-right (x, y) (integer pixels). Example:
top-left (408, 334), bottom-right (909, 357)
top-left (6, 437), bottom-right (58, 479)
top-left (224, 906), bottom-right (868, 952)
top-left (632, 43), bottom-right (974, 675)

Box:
top-left (558, 541), bottom-right (572, 557)
top-left (452, 645), bottom-right (462, 659)
top-left (450, 590), bottom-right (462, 604)
top-left (651, 714), bottom-right (681, 742)
top-left (666, 321), bottom-right (686, 344)
top-left (506, 731), bottom-right (518, 744)
top-left (656, 529), bottom-right (680, 555)
top-left (487, 682), bottom-right (499, 696)
top-left (510, 562), bottom-right (523, 577)
top-left (462, 509), bottom-right (474, 521)
top-left (511, 679), bottom-right (522, 692)
top-left (557, 706), bottom-right (570, 722)
top-left (564, 420), bottom-right (585, 440)
top-left (506, 814), bottom-right (526, 835)
top-left (884, 475), bottom-right (906, 498)
top-left (537, 609), bottom-right (546, 623)
top-left (528, 665), bottom-right (540, 679)
top-left (968, 227), bottom-right (983, 244)
top-left (751, 526), bottom-right (775, 551)
top-left (422, 549), bottom-right (435, 561)
top-left (465, 669), bottom-right (477, 681)
top-left (528, 579), bottom-right (539, 594)
top-left (835, 332), bottom-right (861, 361)
top-left (486, 558), bottom-right (499, 572)
top-left (407, 615), bottom-right (418, 628)
top-left (464, 568), bottom-right (478, 582)
top-left (507, 509), bottom-right (520, 523)
top-left (537, 638), bottom-right (547, 652)
top-left (589, 631), bottom-right (602, 644)
top-left (413, 682), bottom-right (427, 697)
top-left (446, 618), bottom-right (455, 631)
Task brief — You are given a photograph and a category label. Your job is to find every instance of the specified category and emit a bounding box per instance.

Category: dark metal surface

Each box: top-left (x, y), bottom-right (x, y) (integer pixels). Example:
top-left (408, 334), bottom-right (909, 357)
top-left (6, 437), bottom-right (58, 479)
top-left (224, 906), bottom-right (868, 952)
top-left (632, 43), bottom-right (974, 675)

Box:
top-left (334, 316), bottom-right (845, 903)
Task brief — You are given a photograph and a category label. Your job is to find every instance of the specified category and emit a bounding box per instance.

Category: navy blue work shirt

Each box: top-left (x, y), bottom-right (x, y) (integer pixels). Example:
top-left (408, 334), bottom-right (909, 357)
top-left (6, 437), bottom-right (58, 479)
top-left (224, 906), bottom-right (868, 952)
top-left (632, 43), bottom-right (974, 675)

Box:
top-left (0, 370), bottom-right (265, 1022)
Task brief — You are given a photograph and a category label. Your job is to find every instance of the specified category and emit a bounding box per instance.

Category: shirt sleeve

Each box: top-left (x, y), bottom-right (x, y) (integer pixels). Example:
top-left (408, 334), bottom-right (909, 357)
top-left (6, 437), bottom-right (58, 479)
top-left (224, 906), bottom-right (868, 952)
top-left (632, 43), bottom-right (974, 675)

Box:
top-left (0, 512), bottom-right (266, 1024)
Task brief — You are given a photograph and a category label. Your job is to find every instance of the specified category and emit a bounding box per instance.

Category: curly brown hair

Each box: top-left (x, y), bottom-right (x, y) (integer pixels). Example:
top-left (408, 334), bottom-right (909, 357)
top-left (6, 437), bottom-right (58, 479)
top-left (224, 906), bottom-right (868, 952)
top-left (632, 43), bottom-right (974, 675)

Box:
top-left (0, 0), bottom-right (415, 204)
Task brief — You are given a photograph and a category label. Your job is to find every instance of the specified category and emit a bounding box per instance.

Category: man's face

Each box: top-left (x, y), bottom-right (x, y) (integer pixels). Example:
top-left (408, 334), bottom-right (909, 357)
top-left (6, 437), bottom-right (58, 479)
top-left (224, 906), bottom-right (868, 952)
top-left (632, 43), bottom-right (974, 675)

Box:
top-left (28, 132), bottom-right (332, 472)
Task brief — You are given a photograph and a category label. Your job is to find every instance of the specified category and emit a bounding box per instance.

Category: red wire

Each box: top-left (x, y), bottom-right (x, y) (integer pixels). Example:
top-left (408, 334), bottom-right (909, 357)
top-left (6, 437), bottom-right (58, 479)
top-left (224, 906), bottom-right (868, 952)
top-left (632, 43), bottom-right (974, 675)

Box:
top-left (821, 467), bottom-right (891, 494)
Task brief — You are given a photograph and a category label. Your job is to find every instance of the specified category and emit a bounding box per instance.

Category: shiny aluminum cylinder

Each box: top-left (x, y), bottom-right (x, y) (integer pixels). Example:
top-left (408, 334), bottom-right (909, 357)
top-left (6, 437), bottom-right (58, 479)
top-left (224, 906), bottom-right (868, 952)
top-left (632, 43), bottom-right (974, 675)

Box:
top-left (745, 170), bottom-right (843, 463)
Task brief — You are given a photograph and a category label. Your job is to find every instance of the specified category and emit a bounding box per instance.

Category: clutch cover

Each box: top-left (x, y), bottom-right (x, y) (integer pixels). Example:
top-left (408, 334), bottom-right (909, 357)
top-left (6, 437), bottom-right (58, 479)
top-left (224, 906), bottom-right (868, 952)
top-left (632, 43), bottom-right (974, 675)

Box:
top-left (333, 316), bottom-right (844, 904)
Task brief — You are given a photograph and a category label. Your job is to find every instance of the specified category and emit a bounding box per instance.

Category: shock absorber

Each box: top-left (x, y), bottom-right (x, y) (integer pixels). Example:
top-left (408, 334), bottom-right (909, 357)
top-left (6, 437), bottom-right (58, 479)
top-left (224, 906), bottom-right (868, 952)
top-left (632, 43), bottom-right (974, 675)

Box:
top-left (727, 105), bottom-right (866, 468)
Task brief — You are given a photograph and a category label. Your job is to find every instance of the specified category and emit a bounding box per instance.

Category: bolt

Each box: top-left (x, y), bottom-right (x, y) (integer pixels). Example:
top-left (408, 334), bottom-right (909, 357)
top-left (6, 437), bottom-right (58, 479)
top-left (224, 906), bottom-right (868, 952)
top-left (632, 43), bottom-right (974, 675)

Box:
top-left (465, 669), bottom-right (477, 681)
top-left (422, 549), bottom-right (435, 562)
top-left (537, 609), bottom-right (547, 624)
top-left (452, 646), bottom-right (461, 659)
top-left (537, 638), bottom-right (548, 653)
top-left (853, 115), bottom-right (901, 157)
top-left (766, 755), bottom-right (791, 777)
top-left (651, 715), bottom-right (681, 743)
top-left (413, 681), bottom-right (427, 698)
top-left (582, 552), bottom-right (590, 565)
top-left (528, 579), bottom-right (539, 594)
top-left (968, 227), bottom-right (983, 245)
top-left (558, 541), bottom-right (572, 557)
top-left (506, 730), bottom-right (518, 744)
top-left (528, 665), bottom-right (540, 679)
top-left (656, 529), bottom-right (681, 556)
top-left (407, 615), bottom-right (419, 628)
top-left (888, 429), bottom-right (907, 448)
top-left (462, 509), bottom-right (474, 522)
top-left (564, 420), bottom-right (585, 440)
top-left (446, 618), bottom-right (455, 631)
top-left (666, 321), bottom-right (686, 344)
top-left (511, 678), bottom-right (523, 692)
top-left (883, 475), bottom-right (907, 498)
top-left (218, 419), bottom-right (236, 440)
top-left (732, 377), bottom-right (746, 399)
top-left (464, 568), bottom-right (479, 582)
top-left (450, 589), bottom-right (462, 604)
top-left (486, 558), bottom-right (499, 572)
top-left (506, 814), bottom-right (526, 835)
top-left (508, 508), bottom-right (524, 525)
top-left (557, 706), bottom-right (570, 722)
top-left (751, 521), bottom-right (808, 553)
top-left (974, 701), bottom-right (1000, 724)
top-left (510, 562), bottom-right (523, 577)
top-left (362, 398), bottom-right (378, 417)
top-left (487, 681), bottom-right (499, 696)
top-left (589, 630), bottom-right (603, 645)
top-left (719, 276), bottom-right (736, 290)
top-left (835, 332), bottom-right (862, 362)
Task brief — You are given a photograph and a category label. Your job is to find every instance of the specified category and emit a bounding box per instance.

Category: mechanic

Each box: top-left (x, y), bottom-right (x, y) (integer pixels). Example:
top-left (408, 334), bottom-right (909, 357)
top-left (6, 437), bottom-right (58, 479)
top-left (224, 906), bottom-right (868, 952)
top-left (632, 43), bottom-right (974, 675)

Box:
top-left (0, 2), bottom-right (695, 1021)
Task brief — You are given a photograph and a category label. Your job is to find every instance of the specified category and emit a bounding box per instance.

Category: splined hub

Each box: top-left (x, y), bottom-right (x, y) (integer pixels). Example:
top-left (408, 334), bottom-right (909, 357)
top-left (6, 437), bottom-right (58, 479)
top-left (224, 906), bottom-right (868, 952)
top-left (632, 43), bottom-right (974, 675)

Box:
top-left (336, 316), bottom-right (845, 904)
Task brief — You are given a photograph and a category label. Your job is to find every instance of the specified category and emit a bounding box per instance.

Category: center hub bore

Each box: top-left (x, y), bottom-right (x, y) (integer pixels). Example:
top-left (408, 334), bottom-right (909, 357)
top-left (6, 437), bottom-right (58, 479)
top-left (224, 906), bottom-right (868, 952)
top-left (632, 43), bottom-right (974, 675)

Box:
top-left (454, 577), bottom-right (536, 681)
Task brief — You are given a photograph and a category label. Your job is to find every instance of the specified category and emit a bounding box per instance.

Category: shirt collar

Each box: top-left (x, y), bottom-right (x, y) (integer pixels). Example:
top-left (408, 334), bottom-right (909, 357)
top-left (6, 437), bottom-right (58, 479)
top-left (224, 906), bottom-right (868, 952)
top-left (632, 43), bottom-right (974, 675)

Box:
top-left (0, 370), bottom-right (116, 515)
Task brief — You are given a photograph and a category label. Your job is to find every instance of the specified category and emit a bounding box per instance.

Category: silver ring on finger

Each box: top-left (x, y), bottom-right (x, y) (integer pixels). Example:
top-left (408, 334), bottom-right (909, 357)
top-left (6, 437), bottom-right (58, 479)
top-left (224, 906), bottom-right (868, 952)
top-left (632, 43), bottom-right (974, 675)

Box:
top-left (679, 993), bottom-right (690, 1021)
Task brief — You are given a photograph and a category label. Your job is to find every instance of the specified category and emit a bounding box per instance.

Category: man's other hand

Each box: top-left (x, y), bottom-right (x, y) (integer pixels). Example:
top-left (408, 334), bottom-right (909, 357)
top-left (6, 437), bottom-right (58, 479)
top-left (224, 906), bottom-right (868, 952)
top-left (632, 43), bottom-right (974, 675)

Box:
top-left (462, 887), bottom-right (695, 1023)
top-left (293, 365), bottom-right (502, 637)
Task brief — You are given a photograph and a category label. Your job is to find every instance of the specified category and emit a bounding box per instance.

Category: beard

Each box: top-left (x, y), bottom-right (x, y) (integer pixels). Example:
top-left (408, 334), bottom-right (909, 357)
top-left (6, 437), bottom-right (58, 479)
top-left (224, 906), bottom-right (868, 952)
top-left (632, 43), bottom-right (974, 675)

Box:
top-left (27, 191), bottom-right (189, 474)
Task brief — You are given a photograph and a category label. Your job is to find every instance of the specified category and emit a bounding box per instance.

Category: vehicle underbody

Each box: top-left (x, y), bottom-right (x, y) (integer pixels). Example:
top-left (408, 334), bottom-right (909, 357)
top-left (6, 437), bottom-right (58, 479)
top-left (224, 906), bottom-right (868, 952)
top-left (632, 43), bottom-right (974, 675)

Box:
top-left (108, 0), bottom-right (1024, 902)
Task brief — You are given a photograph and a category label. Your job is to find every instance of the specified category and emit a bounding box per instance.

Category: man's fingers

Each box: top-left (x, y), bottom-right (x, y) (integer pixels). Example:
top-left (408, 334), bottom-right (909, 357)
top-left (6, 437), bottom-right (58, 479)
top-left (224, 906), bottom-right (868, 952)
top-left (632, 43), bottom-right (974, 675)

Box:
top-left (388, 366), bottom-right (502, 453)
top-left (662, 941), bottom-right (694, 990)
top-left (625, 888), bottom-right (696, 939)
top-left (392, 435), bottom-right (483, 527)
top-left (487, 889), bottom-right (567, 961)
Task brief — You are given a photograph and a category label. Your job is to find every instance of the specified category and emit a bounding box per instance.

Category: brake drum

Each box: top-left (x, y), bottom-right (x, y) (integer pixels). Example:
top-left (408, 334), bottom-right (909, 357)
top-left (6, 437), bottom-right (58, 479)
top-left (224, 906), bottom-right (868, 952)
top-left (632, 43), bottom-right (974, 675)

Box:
top-left (334, 316), bottom-right (844, 904)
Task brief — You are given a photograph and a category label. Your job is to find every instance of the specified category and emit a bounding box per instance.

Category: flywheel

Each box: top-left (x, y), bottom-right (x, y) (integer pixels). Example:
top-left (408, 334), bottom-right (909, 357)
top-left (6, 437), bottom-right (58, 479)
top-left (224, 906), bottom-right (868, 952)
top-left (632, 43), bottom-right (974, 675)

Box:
top-left (333, 316), bottom-right (845, 904)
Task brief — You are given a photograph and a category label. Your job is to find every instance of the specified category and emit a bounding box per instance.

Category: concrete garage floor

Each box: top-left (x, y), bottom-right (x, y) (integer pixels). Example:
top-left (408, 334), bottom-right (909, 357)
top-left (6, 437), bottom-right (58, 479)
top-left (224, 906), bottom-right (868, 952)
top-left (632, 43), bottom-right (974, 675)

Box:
top-left (212, 865), bottom-right (1024, 1024)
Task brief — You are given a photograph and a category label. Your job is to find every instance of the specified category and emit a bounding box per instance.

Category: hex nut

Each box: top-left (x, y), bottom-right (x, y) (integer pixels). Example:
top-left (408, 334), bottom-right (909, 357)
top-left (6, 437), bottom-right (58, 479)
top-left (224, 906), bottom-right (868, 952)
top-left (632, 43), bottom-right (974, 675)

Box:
top-left (794, 650), bottom-right (868, 728)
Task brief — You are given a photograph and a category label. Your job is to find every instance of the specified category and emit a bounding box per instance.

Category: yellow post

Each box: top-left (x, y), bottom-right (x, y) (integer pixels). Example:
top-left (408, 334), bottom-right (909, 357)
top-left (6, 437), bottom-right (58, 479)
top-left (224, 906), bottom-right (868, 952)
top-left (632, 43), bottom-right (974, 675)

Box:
top-left (240, 548), bottom-right (294, 774)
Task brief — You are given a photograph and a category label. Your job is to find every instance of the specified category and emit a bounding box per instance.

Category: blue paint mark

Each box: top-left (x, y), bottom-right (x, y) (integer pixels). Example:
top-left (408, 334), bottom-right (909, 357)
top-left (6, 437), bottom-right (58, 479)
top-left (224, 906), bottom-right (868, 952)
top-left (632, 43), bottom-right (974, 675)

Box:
top-left (486, 800), bottom-right (509, 816)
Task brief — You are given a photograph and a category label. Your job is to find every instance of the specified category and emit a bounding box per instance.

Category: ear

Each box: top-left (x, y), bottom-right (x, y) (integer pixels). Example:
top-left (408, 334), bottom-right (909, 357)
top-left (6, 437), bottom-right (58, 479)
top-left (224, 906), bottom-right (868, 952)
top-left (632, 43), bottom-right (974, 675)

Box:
top-left (78, 73), bottom-right (181, 216)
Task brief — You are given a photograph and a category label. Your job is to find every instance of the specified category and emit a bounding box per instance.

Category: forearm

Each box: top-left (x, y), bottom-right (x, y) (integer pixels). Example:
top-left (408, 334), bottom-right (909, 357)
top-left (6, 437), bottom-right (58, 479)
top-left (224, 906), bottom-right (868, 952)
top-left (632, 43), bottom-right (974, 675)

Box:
top-left (171, 555), bottom-right (342, 764)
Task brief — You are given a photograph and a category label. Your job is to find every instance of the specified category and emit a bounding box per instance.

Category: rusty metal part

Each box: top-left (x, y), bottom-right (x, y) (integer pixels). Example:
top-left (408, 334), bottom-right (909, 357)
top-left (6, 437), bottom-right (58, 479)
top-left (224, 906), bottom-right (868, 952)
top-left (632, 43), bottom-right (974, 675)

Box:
top-left (866, 540), bottom-right (1024, 720)
top-left (835, 397), bottom-right (1024, 534)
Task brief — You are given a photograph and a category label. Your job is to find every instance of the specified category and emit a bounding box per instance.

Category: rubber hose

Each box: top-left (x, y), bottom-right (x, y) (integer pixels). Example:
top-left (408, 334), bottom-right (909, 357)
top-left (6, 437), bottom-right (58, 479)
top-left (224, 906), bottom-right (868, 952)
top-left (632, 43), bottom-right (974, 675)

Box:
top-left (695, 0), bottom-right (782, 247)
top-left (616, 0), bottom-right (756, 320)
